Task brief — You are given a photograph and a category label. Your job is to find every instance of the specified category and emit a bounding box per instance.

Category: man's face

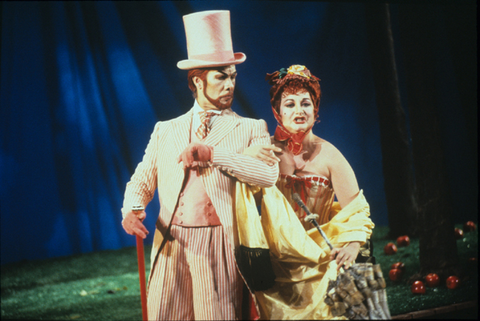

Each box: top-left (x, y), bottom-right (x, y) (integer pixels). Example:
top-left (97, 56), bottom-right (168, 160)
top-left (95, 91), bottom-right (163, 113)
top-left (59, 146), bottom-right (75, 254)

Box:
top-left (197, 65), bottom-right (237, 110)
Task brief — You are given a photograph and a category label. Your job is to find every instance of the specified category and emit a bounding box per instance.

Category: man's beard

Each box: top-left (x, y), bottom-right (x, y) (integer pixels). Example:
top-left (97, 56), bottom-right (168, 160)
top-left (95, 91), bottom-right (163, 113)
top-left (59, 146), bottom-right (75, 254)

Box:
top-left (203, 82), bottom-right (234, 110)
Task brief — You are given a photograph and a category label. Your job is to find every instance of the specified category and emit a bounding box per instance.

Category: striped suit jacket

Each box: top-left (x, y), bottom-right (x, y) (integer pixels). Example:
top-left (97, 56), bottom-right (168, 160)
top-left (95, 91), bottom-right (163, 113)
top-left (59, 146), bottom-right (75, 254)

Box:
top-left (122, 107), bottom-right (279, 268)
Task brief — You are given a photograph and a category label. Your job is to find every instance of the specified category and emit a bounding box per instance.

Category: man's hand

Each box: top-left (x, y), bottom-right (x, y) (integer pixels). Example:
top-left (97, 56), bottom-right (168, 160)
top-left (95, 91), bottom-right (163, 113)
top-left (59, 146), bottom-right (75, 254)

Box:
top-left (177, 143), bottom-right (213, 169)
top-left (330, 241), bottom-right (361, 271)
top-left (243, 144), bottom-right (282, 166)
top-left (122, 211), bottom-right (149, 239)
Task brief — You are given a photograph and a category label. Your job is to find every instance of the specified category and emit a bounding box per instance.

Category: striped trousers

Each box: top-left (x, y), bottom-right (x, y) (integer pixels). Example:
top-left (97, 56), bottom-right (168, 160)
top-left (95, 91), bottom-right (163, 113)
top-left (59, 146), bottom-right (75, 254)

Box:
top-left (147, 225), bottom-right (243, 320)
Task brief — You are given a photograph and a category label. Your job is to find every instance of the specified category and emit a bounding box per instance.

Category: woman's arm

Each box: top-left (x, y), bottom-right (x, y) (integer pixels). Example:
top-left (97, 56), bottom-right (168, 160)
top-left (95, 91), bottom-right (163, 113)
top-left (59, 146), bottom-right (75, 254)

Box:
top-left (324, 142), bottom-right (360, 208)
top-left (322, 142), bottom-right (363, 270)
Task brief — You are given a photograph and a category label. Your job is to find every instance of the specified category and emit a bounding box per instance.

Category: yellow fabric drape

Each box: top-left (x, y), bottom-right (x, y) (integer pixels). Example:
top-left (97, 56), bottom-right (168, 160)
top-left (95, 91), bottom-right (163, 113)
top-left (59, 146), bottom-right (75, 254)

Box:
top-left (236, 184), bottom-right (267, 249)
top-left (235, 182), bottom-right (375, 320)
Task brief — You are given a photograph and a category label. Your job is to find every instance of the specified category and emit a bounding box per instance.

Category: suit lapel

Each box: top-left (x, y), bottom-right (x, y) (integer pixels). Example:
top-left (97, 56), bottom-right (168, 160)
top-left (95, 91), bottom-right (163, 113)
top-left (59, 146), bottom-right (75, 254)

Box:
top-left (172, 109), bottom-right (193, 154)
top-left (204, 109), bottom-right (240, 146)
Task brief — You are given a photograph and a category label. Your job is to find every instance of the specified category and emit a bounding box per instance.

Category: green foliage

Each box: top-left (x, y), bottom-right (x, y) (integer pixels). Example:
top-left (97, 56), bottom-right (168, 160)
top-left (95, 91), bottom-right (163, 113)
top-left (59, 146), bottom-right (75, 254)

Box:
top-left (1, 225), bottom-right (477, 319)
top-left (1, 247), bottom-right (151, 320)
top-left (372, 225), bottom-right (478, 316)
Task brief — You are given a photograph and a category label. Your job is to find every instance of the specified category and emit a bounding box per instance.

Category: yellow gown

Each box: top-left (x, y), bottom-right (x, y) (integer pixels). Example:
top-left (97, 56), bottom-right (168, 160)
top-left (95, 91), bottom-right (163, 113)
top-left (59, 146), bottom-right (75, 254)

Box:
top-left (235, 174), bottom-right (374, 320)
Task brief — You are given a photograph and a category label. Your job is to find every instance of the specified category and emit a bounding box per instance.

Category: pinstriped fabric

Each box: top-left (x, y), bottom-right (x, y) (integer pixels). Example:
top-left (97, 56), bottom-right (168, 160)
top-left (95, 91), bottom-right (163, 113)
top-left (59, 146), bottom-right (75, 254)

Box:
top-left (122, 106), bottom-right (279, 318)
top-left (202, 110), bottom-right (279, 248)
top-left (121, 121), bottom-right (164, 216)
top-left (122, 107), bottom-right (278, 264)
top-left (196, 111), bottom-right (213, 140)
top-left (147, 225), bottom-right (242, 320)
top-left (147, 229), bottom-right (194, 320)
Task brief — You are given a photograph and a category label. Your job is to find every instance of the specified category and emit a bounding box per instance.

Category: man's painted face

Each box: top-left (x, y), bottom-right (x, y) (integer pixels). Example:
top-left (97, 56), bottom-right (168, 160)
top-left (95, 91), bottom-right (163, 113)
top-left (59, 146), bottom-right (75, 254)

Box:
top-left (201, 65), bottom-right (237, 110)
top-left (279, 90), bottom-right (315, 134)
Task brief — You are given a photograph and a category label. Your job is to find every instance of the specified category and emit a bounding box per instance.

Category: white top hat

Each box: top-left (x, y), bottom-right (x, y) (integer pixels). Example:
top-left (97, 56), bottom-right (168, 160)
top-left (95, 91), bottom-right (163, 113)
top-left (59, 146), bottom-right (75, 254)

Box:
top-left (177, 10), bottom-right (246, 70)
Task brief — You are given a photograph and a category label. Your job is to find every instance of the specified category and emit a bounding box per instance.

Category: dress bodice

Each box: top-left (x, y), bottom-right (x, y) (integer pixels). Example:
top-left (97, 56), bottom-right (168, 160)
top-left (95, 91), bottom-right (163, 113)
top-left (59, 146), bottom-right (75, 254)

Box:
top-left (276, 173), bottom-right (335, 230)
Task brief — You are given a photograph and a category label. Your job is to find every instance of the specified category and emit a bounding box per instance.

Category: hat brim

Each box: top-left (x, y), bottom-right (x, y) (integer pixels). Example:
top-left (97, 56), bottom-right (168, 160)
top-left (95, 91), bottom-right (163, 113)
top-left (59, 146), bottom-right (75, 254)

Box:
top-left (177, 52), bottom-right (246, 70)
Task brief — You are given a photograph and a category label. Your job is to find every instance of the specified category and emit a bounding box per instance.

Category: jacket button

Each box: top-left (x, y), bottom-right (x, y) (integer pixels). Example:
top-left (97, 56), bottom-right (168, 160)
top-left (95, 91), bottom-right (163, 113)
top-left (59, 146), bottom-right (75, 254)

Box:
top-left (179, 212), bottom-right (183, 216)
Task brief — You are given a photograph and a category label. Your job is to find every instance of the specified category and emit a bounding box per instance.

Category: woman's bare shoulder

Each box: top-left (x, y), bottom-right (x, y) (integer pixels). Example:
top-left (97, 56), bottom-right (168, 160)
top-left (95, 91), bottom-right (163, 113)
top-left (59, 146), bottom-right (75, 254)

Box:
top-left (312, 136), bottom-right (336, 152)
top-left (314, 138), bottom-right (347, 162)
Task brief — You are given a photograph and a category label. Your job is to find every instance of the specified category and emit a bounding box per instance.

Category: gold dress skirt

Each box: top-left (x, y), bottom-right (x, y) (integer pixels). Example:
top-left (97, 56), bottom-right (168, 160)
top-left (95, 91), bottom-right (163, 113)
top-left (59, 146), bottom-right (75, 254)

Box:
top-left (235, 175), bottom-right (375, 320)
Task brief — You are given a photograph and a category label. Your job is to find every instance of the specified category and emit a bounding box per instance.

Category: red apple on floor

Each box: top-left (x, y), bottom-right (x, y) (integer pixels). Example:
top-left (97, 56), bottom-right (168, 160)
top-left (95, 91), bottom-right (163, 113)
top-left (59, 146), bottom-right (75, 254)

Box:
top-left (396, 235), bottom-right (410, 247)
top-left (454, 228), bottom-right (464, 239)
top-left (425, 273), bottom-right (440, 287)
top-left (411, 280), bottom-right (426, 294)
top-left (384, 242), bottom-right (397, 255)
top-left (446, 276), bottom-right (460, 289)
top-left (391, 262), bottom-right (405, 272)
top-left (389, 268), bottom-right (403, 282)
top-left (463, 221), bottom-right (476, 232)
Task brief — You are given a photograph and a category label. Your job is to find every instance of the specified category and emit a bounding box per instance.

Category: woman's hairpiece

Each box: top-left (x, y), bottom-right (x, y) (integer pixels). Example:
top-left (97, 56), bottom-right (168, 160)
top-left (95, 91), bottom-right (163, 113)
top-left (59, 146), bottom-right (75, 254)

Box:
top-left (266, 65), bottom-right (320, 84)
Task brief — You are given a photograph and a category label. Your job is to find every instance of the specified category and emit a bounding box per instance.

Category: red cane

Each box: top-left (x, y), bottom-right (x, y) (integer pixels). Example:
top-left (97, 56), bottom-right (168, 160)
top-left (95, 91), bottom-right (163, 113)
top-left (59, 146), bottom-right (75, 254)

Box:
top-left (133, 206), bottom-right (148, 321)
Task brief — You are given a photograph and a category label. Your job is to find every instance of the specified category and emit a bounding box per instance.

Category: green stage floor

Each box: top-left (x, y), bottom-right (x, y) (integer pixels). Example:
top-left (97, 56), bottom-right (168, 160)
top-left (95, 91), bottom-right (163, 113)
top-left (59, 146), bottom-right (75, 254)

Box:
top-left (1, 226), bottom-right (477, 320)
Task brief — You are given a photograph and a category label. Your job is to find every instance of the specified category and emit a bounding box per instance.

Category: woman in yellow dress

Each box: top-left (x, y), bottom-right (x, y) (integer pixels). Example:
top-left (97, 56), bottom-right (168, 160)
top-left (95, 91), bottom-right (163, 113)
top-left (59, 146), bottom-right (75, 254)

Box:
top-left (242, 65), bottom-right (375, 319)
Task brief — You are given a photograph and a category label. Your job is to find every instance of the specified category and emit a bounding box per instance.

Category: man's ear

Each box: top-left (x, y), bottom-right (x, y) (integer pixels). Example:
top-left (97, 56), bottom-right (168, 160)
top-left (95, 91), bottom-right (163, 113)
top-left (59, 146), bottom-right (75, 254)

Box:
top-left (193, 76), bottom-right (203, 91)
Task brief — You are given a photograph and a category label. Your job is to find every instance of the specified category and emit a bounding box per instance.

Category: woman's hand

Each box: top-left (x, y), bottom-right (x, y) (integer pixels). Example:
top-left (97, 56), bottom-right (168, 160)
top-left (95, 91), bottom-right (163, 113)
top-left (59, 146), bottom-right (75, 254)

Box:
top-left (243, 144), bottom-right (282, 166)
top-left (330, 241), bottom-right (361, 271)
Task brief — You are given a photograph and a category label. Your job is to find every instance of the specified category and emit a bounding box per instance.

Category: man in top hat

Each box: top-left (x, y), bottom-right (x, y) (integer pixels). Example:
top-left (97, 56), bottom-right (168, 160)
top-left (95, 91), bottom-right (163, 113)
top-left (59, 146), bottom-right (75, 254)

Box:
top-left (121, 10), bottom-right (280, 320)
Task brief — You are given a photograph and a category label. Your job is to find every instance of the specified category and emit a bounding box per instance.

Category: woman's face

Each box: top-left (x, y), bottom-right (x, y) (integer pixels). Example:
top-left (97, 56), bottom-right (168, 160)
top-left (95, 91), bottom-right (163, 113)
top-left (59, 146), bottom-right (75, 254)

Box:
top-left (279, 91), bottom-right (315, 134)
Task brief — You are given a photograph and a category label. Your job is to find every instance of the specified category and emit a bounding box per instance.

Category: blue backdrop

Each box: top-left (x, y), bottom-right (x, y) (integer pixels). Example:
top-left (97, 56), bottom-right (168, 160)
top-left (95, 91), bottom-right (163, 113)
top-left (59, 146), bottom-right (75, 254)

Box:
top-left (1, 1), bottom-right (476, 264)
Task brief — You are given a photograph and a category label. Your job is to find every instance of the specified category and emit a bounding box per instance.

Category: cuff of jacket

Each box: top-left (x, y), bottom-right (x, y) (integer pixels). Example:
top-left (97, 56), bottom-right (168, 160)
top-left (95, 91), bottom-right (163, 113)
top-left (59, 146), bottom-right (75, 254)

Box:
top-left (209, 146), bottom-right (236, 176)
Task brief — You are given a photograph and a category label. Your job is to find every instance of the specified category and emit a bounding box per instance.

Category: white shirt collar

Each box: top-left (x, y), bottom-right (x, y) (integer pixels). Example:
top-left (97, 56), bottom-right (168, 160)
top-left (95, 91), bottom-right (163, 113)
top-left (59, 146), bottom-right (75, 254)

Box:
top-left (192, 100), bottom-right (222, 131)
